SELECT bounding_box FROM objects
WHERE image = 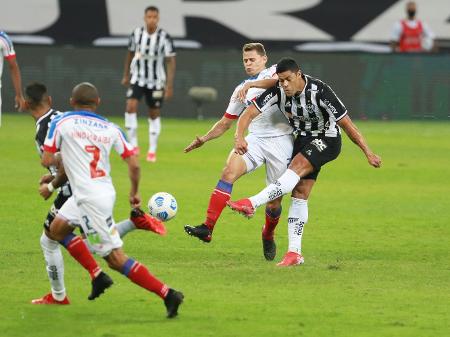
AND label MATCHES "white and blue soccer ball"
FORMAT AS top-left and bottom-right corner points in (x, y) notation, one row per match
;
(148, 192), (178, 222)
